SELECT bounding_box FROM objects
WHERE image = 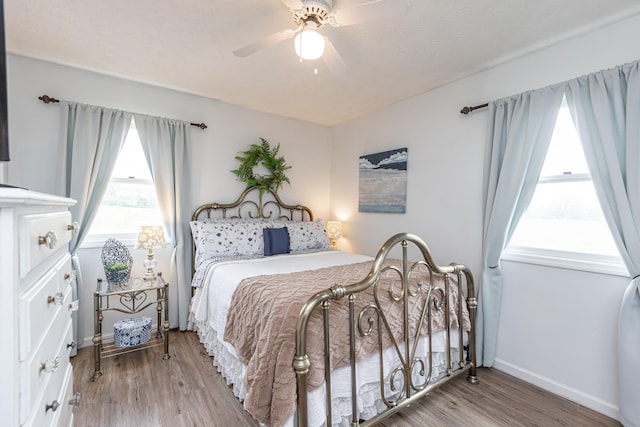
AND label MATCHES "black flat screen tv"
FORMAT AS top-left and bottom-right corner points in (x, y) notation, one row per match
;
(0, 0), (9, 163)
